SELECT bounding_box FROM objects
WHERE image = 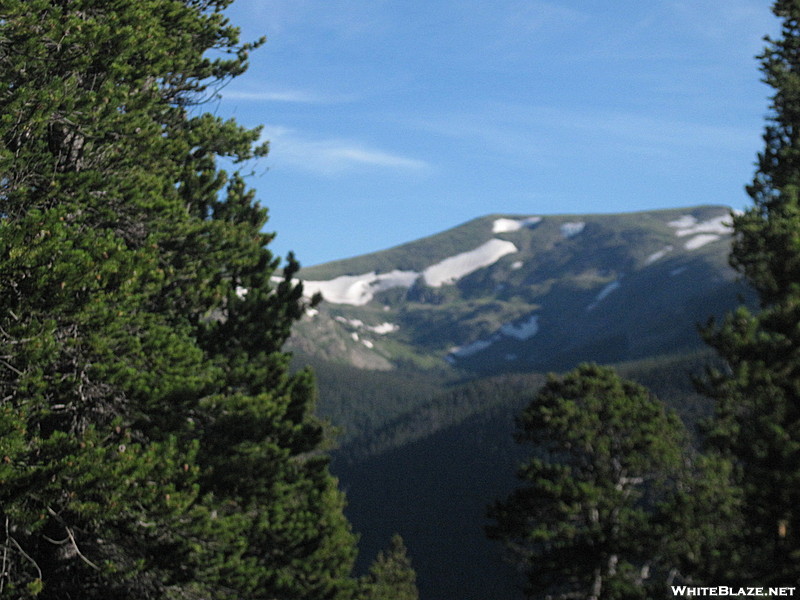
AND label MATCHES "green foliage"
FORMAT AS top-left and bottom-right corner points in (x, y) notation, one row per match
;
(659, 452), (745, 585)
(0, 1), (358, 598)
(486, 364), (690, 599)
(329, 352), (720, 600)
(700, 0), (800, 583)
(337, 371), (541, 462)
(304, 356), (454, 446)
(356, 534), (419, 600)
